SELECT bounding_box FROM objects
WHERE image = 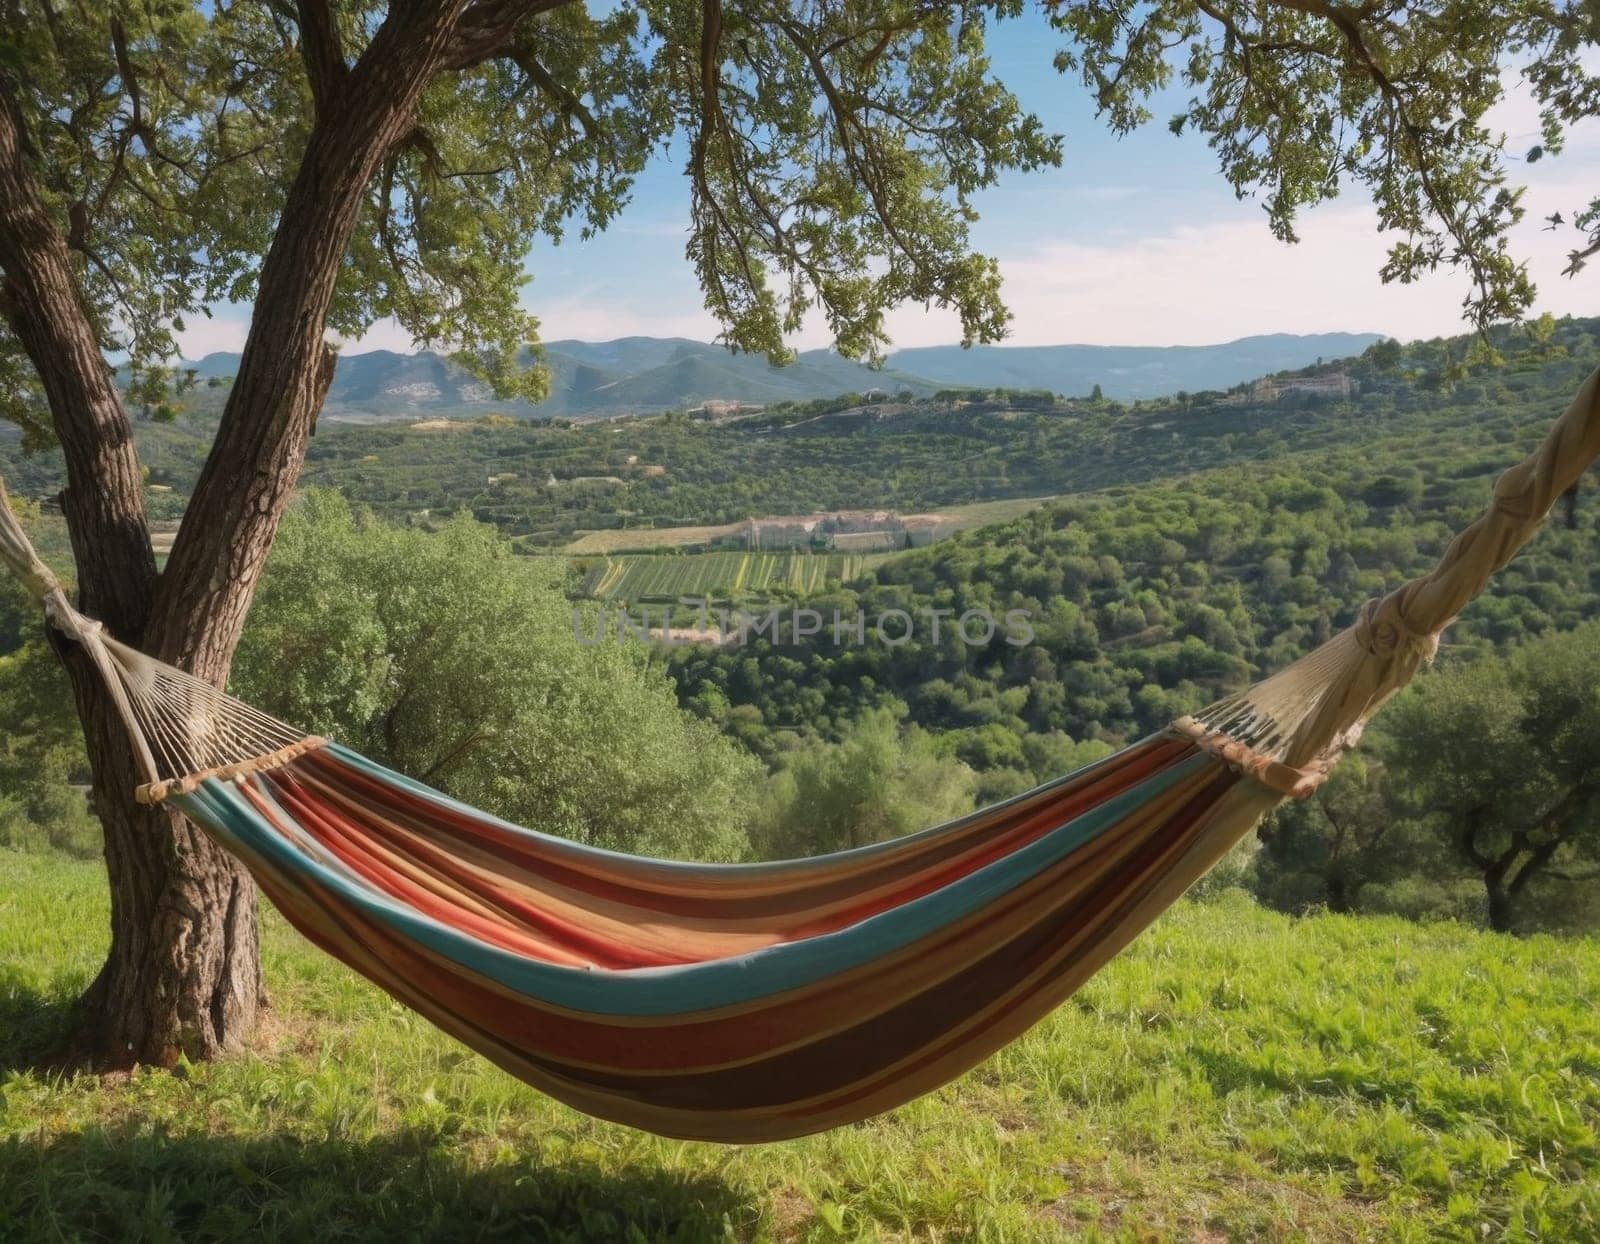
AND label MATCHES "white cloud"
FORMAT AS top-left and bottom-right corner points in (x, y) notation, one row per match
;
(613, 220), (695, 238)
(862, 175), (1598, 350)
(173, 312), (252, 359)
(529, 296), (719, 344)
